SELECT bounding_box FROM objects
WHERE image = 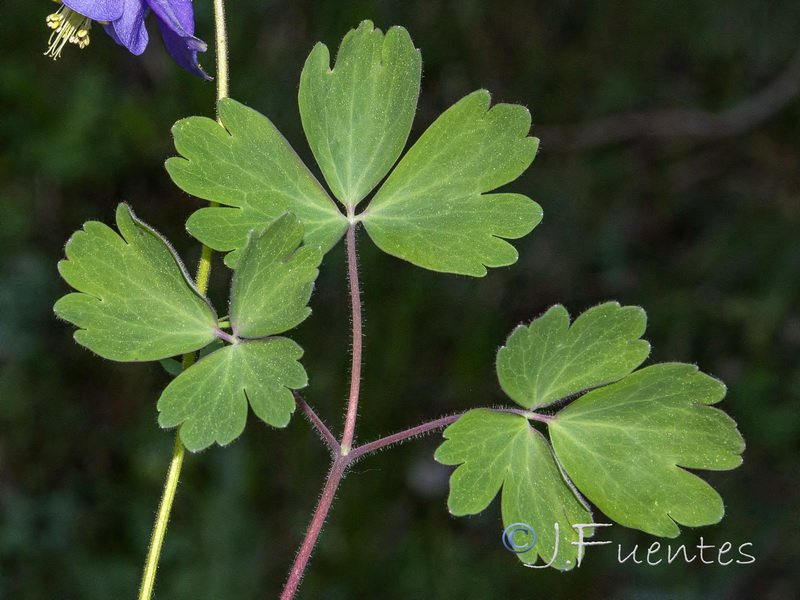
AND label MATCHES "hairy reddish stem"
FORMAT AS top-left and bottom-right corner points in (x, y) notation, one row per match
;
(294, 392), (339, 455)
(280, 403), (548, 598)
(280, 214), (554, 599)
(280, 457), (347, 600)
(348, 414), (461, 461)
(348, 407), (546, 461)
(340, 222), (363, 453)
